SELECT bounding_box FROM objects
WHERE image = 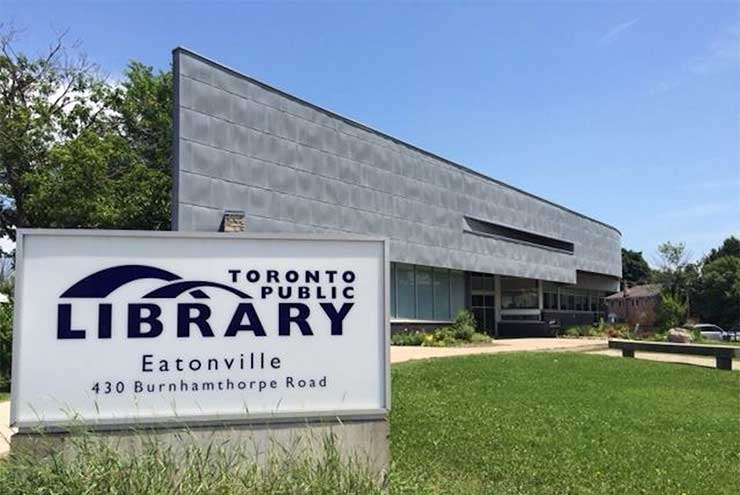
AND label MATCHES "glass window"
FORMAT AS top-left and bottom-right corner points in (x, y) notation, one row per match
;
(575, 290), (585, 311)
(543, 283), (559, 310)
(450, 270), (466, 317)
(471, 273), (494, 292)
(501, 277), (538, 309)
(433, 268), (450, 320)
(470, 288), (495, 332)
(472, 308), (485, 329)
(416, 266), (434, 319)
(392, 264), (472, 322)
(390, 263), (397, 317)
(396, 263), (415, 318)
(560, 289), (575, 311)
(544, 292), (557, 310)
(485, 308), (495, 328)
